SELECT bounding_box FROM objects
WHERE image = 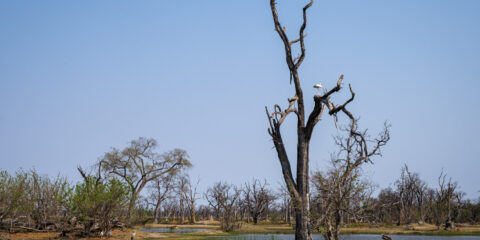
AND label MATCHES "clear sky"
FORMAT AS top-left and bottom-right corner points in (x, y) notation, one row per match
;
(1, 0), (479, 199)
